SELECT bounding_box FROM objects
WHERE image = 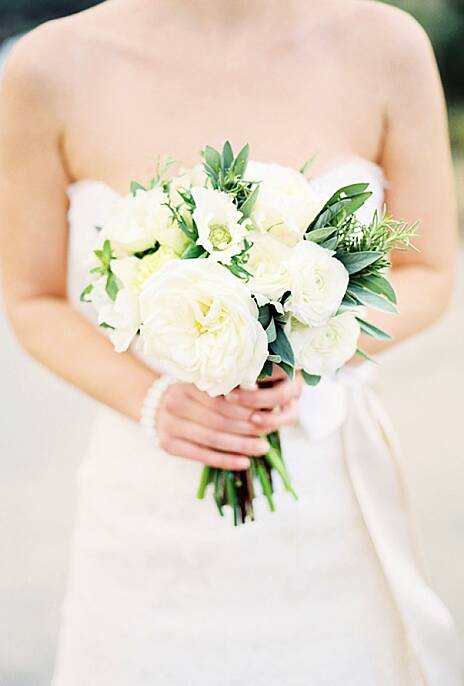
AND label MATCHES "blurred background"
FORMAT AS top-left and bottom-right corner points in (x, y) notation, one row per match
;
(0, 1), (463, 685)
